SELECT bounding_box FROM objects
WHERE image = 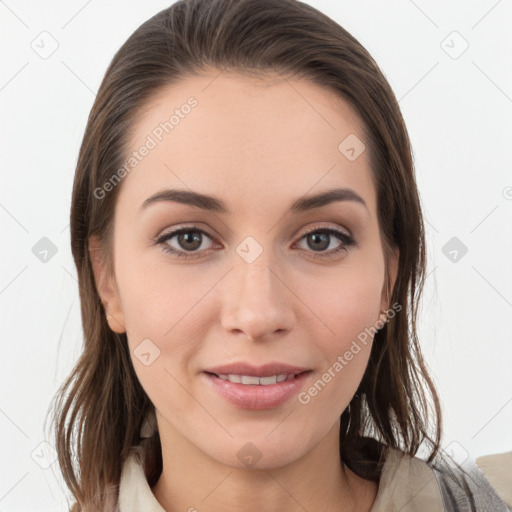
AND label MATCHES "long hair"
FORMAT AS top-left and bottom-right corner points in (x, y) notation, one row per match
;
(47, 0), (448, 509)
